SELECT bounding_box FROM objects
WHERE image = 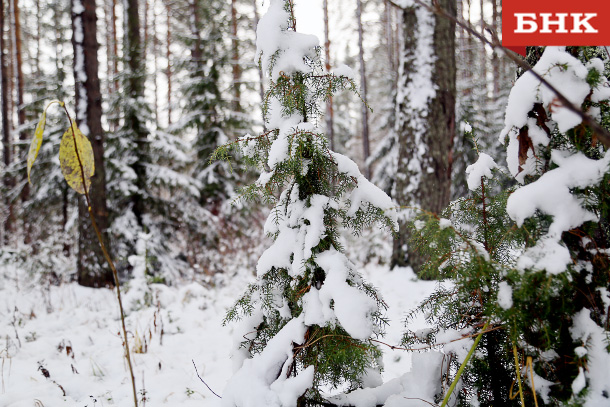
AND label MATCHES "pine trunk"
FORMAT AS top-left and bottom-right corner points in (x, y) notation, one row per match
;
(13, 0), (30, 243)
(384, 0), (396, 77)
(356, 0), (370, 178)
(111, 0), (118, 93)
(152, 0), (158, 122)
(125, 0), (148, 225)
(323, 0), (334, 151)
(490, 0), (500, 96)
(72, 0), (114, 287)
(1, 0), (14, 243)
(231, 0), (241, 112)
(251, 0), (264, 105)
(392, 0), (456, 271)
(190, 0), (201, 61)
(165, 1), (172, 125)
